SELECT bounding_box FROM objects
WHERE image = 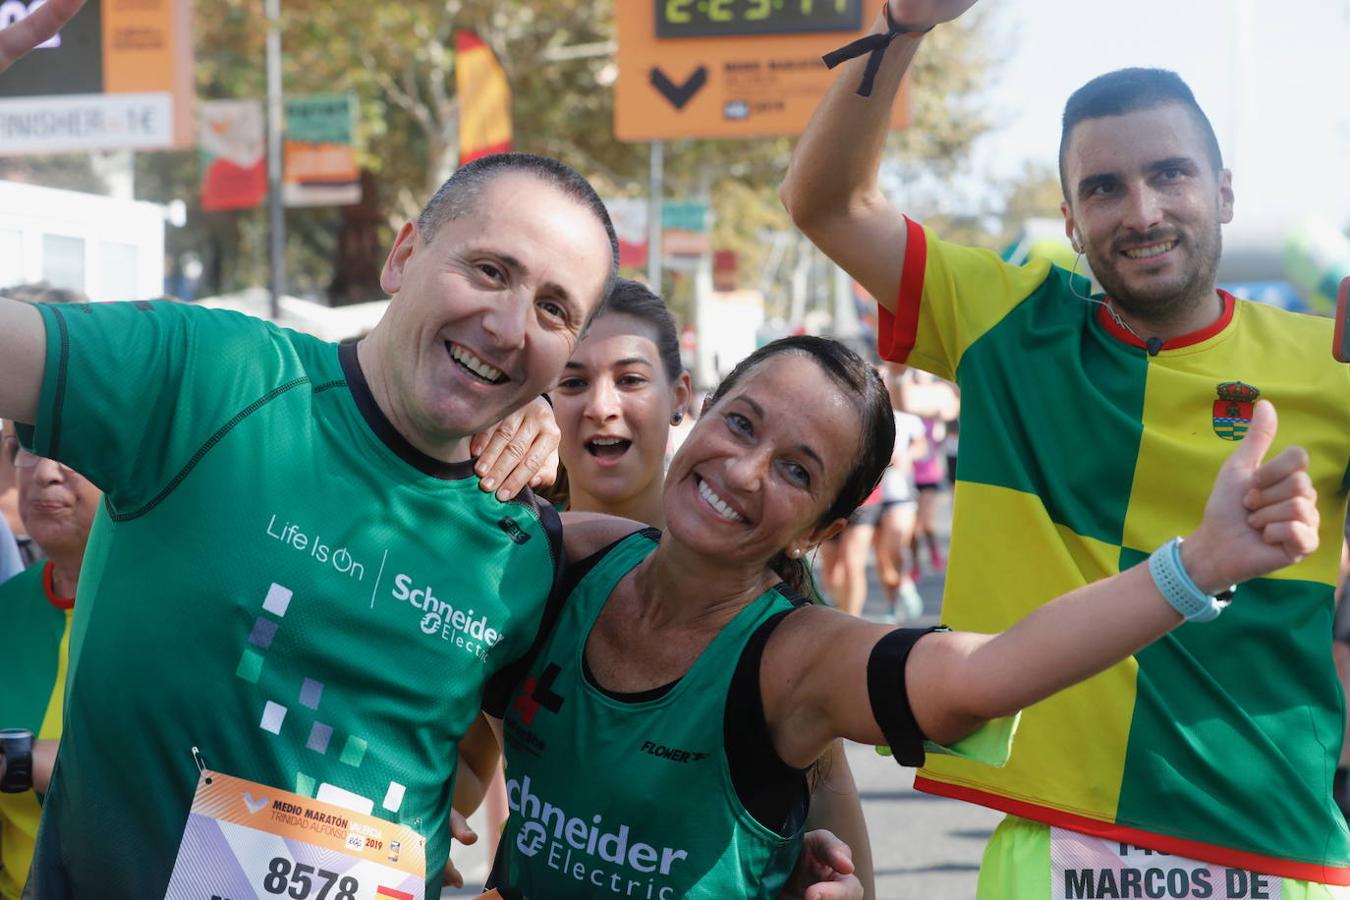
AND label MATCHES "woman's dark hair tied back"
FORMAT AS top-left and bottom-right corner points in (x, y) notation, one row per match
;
(596, 279), (684, 383)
